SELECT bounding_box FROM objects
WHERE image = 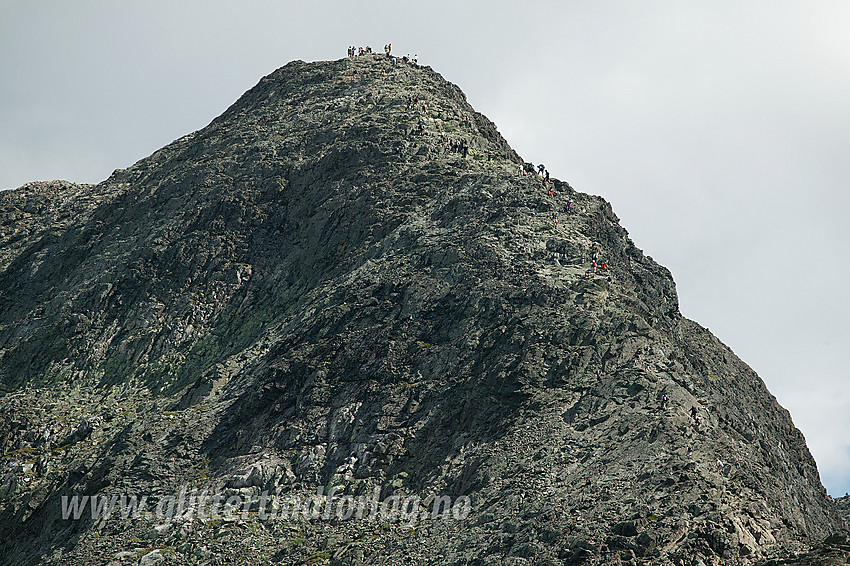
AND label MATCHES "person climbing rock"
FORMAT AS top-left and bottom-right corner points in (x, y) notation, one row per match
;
(690, 406), (698, 419)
